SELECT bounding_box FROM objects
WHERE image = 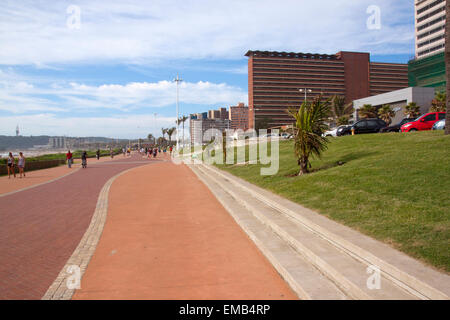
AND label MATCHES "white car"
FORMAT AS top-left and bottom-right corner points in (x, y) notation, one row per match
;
(323, 125), (346, 137)
(323, 128), (339, 137)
